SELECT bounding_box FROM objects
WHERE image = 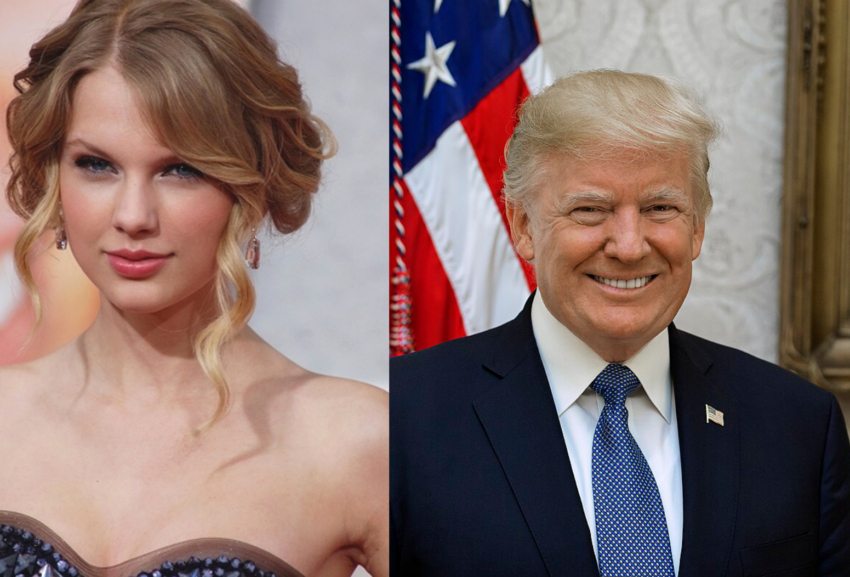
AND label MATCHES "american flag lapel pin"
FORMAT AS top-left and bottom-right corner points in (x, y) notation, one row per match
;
(706, 404), (725, 426)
